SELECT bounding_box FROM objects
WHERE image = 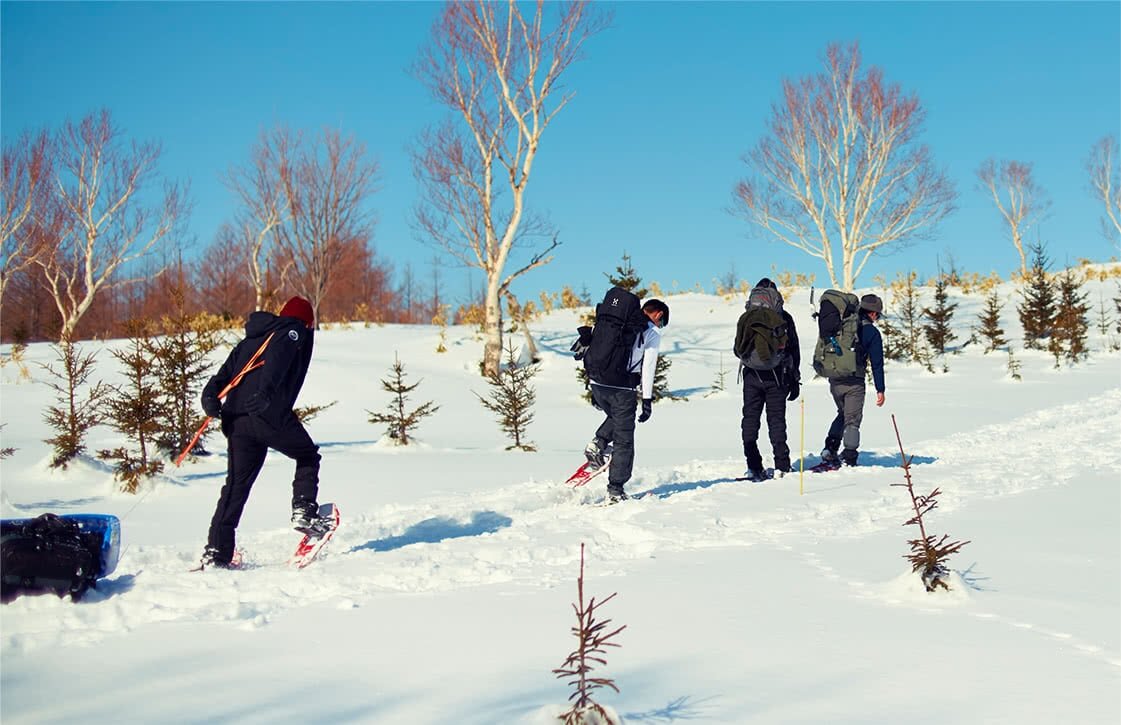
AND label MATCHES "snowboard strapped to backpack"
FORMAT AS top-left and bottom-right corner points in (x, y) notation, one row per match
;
(812, 289), (863, 379)
(583, 286), (647, 387)
(733, 286), (789, 371)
